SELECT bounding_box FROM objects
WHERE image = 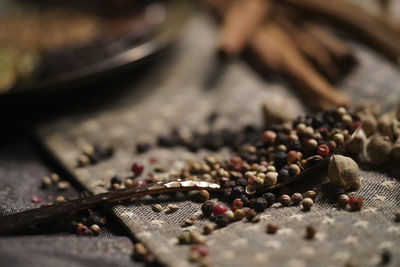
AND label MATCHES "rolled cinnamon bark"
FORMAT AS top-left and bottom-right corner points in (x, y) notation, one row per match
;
(218, 0), (271, 58)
